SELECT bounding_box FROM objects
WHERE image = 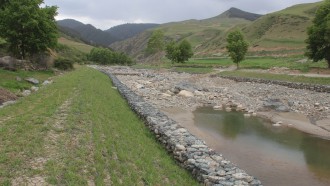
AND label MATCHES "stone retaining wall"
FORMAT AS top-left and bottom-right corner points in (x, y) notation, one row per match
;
(219, 76), (330, 93)
(103, 71), (262, 186)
